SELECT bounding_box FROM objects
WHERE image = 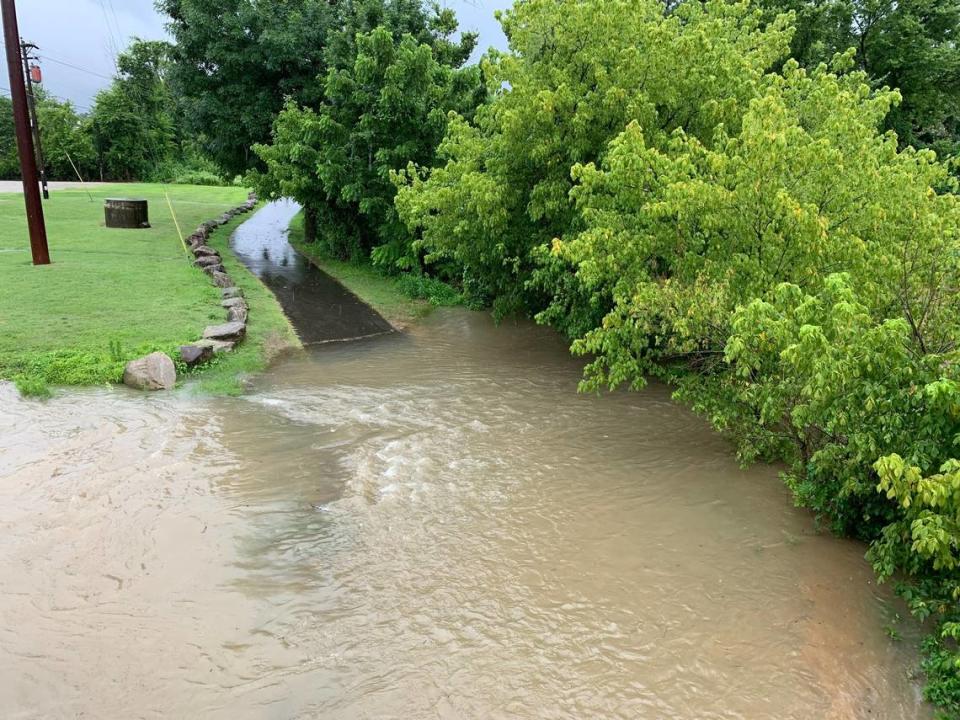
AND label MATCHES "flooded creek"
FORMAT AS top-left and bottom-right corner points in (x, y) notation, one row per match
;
(0, 204), (931, 719)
